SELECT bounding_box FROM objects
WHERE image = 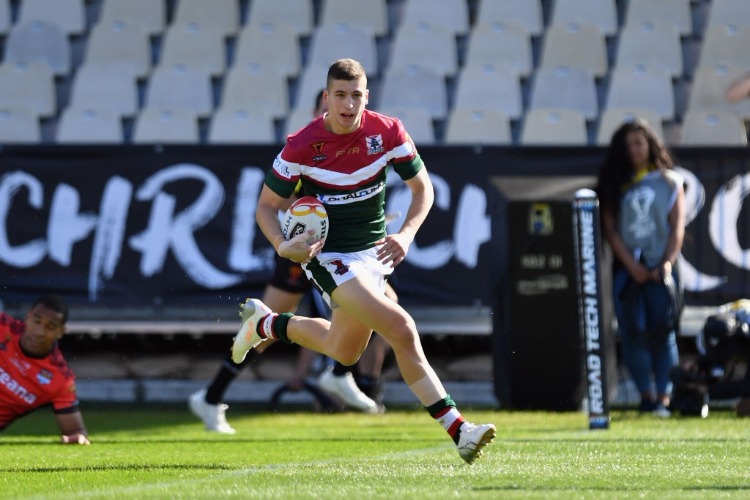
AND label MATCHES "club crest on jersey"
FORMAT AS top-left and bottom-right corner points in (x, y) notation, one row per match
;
(328, 259), (350, 276)
(311, 141), (327, 162)
(366, 135), (384, 155)
(37, 369), (53, 385)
